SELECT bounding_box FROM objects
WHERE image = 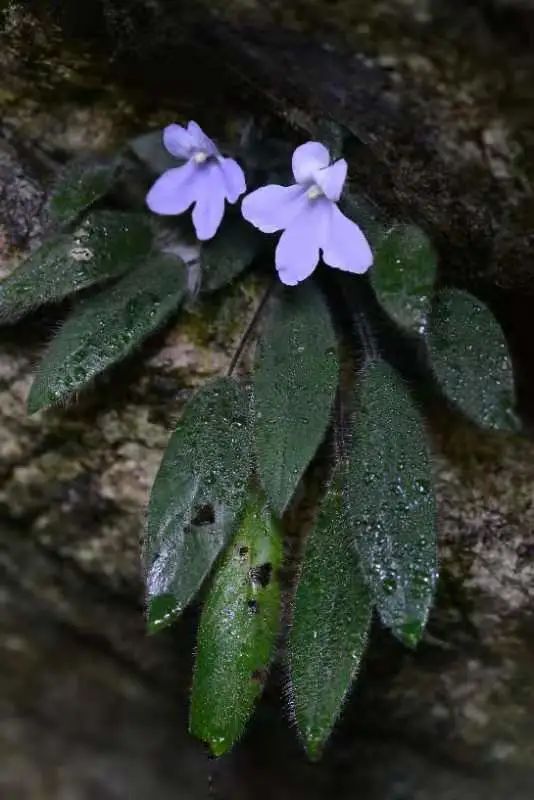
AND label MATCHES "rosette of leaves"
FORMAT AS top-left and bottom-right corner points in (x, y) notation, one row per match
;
(0, 125), (519, 760)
